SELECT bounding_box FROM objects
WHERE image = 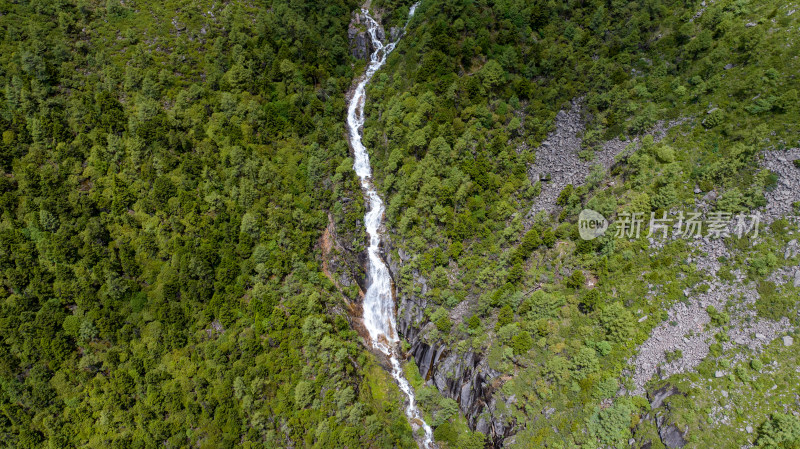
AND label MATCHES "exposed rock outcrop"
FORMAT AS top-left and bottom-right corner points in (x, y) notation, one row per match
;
(318, 213), (369, 338)
(320, 213), (367, 293)
(525, 98), (685, 218)
(658, 422), (688, 448)
(641, 385), (689, 449)
(382, 236), (516, 447)
(348, 10), (385, 60)
(626, 147), (800, 396)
